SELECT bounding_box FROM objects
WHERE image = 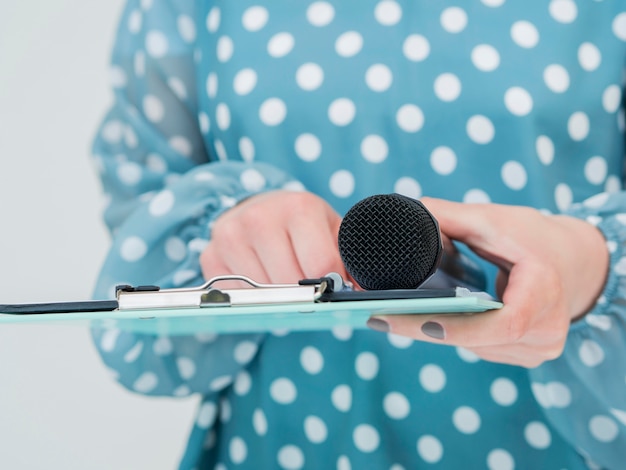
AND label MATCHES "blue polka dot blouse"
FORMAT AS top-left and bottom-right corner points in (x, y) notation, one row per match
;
(91, 1), (626, 468)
